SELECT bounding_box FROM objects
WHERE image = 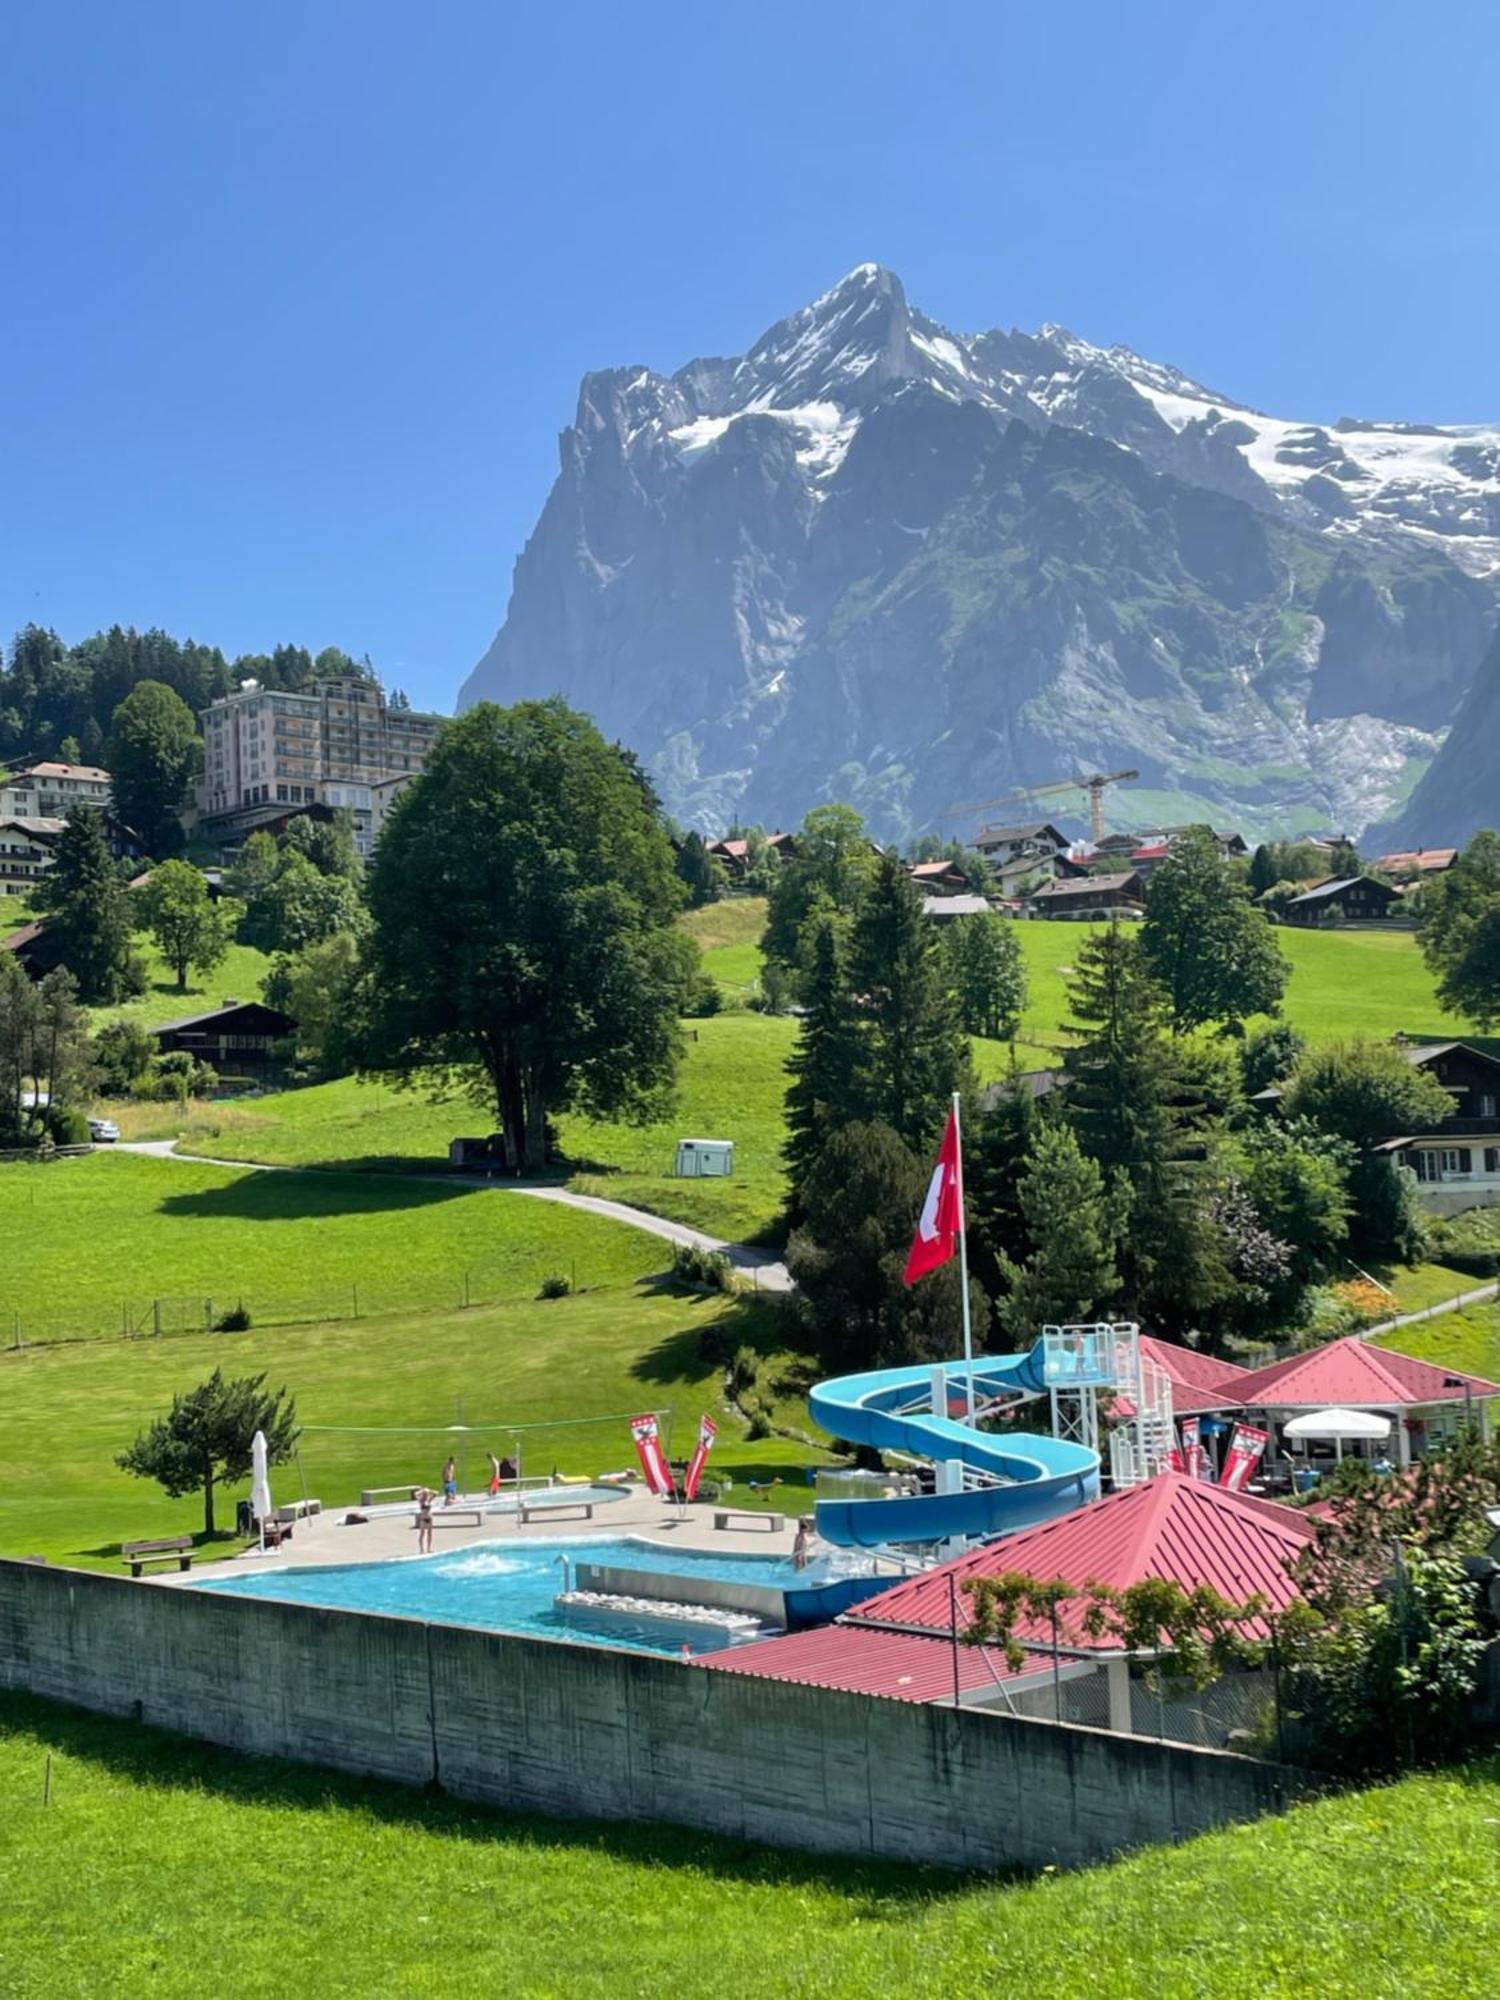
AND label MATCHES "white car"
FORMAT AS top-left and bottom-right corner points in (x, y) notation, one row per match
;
(88, 1117), (120, 1144)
